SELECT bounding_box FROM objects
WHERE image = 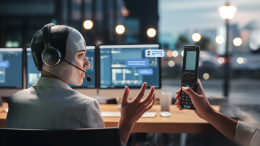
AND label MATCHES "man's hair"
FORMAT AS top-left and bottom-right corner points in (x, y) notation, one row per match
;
(30, 25), (73, 71)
